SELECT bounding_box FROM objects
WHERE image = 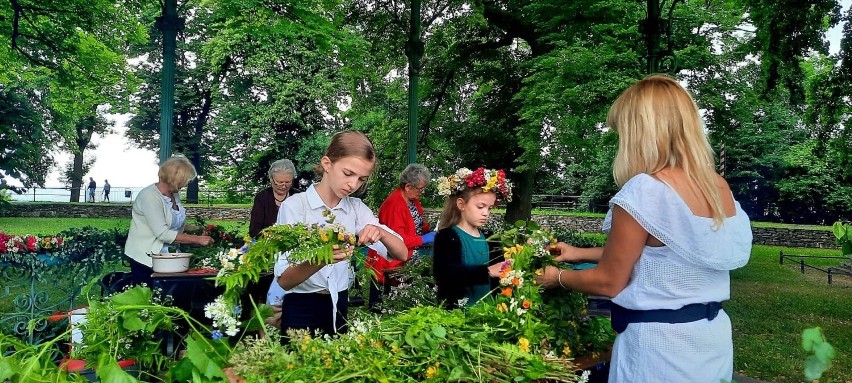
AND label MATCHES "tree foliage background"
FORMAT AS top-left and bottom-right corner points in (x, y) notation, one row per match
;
(2, 0), (852, 224)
